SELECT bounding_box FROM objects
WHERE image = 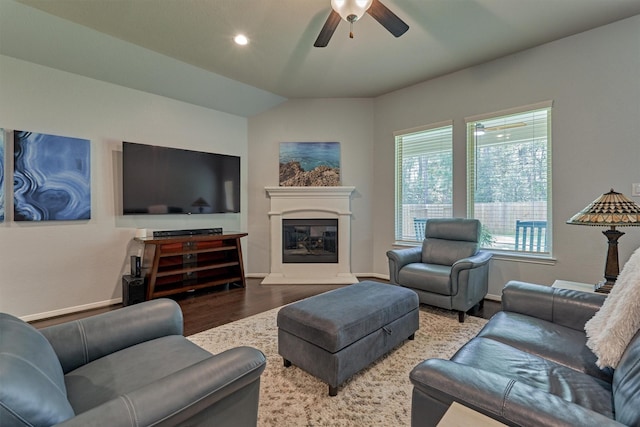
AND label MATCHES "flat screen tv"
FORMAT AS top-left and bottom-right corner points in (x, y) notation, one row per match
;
(122, 141), (240, 215)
